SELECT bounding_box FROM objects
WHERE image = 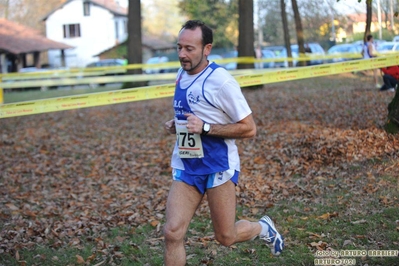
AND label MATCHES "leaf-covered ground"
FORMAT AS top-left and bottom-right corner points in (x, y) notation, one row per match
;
(1, 73), (398, 263)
